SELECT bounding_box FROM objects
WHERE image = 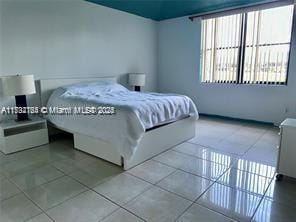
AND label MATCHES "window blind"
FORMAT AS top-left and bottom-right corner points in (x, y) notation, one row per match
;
(200, 4), (294, 85)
